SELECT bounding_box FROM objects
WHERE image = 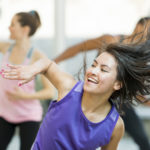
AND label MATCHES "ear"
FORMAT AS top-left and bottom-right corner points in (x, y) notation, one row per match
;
(23, 25), (30, 36)
(113, 80), (122, 91)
